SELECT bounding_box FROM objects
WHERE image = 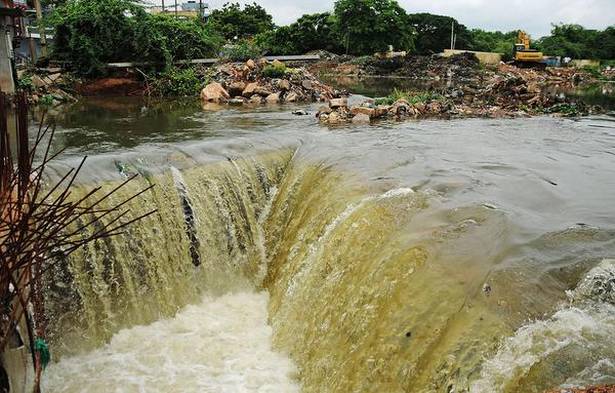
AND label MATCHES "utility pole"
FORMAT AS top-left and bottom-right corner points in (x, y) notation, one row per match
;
(199, 0), (203, 19)
(33, 0), (47, 58)
(174, 0), (177, 17)
(450, 20), (455, 50)
(162, 0), (165, 12)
